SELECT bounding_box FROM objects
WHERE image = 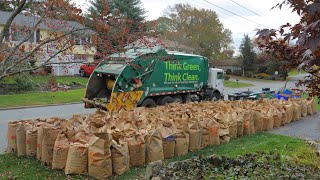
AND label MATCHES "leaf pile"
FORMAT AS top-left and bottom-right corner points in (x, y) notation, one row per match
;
(153, 152), (320, 179)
